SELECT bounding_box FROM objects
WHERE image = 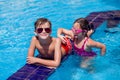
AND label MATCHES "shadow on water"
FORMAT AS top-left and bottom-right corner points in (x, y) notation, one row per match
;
(108, 48), (120, 65)
(104, 12), (120, 33)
